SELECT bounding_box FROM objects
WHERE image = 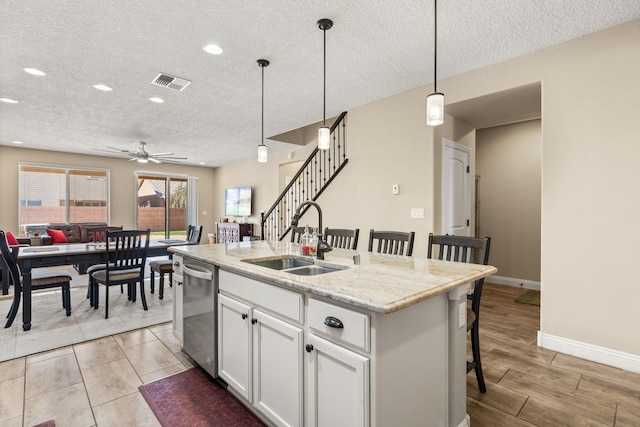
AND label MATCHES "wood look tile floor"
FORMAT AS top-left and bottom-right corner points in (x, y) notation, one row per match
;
(1, 283), (639, 426)
(467, 283), (640, 427)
